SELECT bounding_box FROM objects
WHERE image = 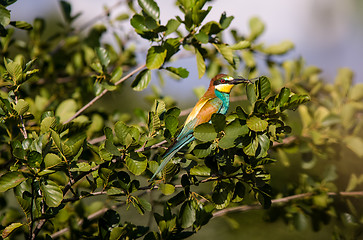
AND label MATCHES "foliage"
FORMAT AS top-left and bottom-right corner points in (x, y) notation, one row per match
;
(0, 0), (362, 239)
